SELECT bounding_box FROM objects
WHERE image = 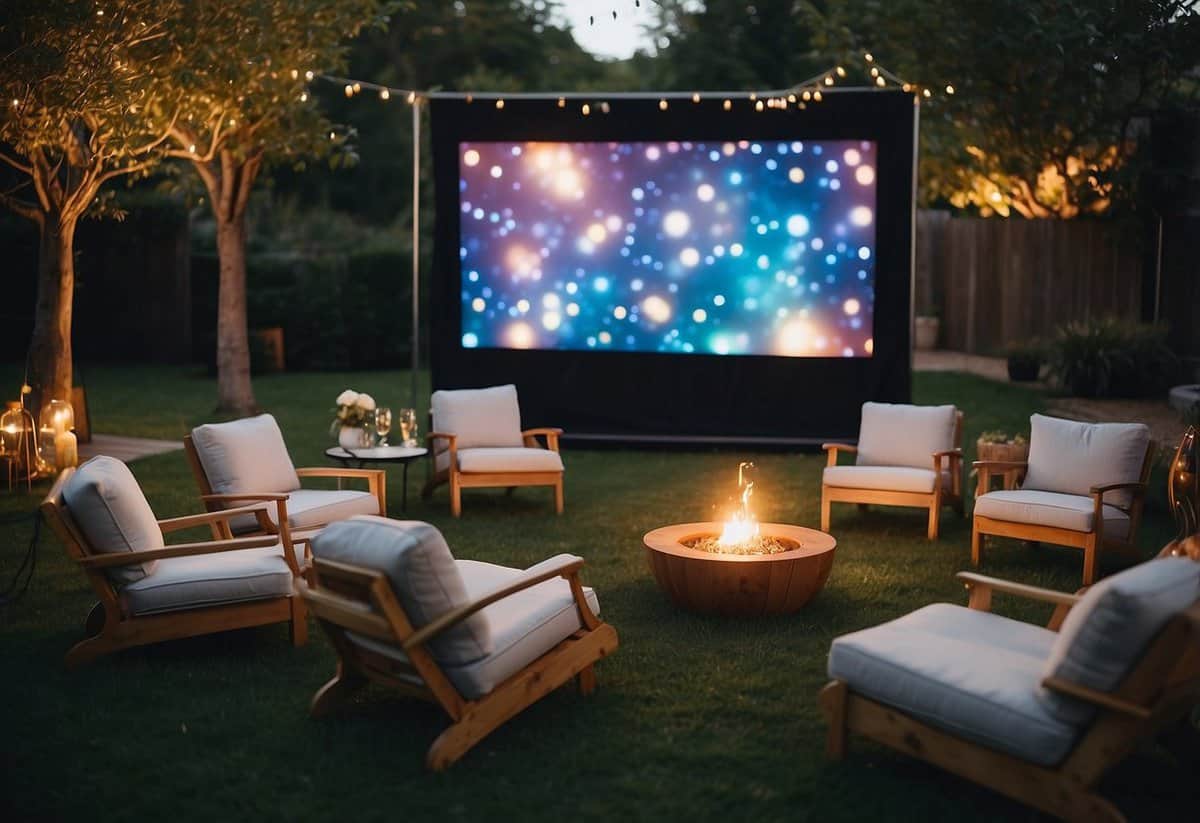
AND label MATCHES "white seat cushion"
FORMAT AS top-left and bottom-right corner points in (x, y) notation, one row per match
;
(229, 488), (380, 534)
(1040, 557), (1200, 724)
(974, 489), (1130, 537)
(348, 554), (600, 701)
(823, 465), (951, 494)
(310, 517), (491, 665)
(190, 414), (301, 496)
(856, 402), (956, 469)
(62, 456), (161, 584)
(829, 603), (1080, 766)
(457, 447), (564, 474)
(120, 544), (294, 615)
(431, 385), (524, 450)
(1023, 415), (1149, 509)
